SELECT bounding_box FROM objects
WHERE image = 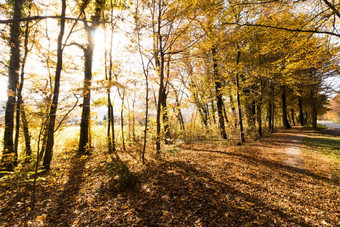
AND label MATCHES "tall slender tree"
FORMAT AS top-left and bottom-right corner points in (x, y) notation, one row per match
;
(43, 0), (67, 170)
(78, 0), (104, 154)
(2, 0), (25, 170)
